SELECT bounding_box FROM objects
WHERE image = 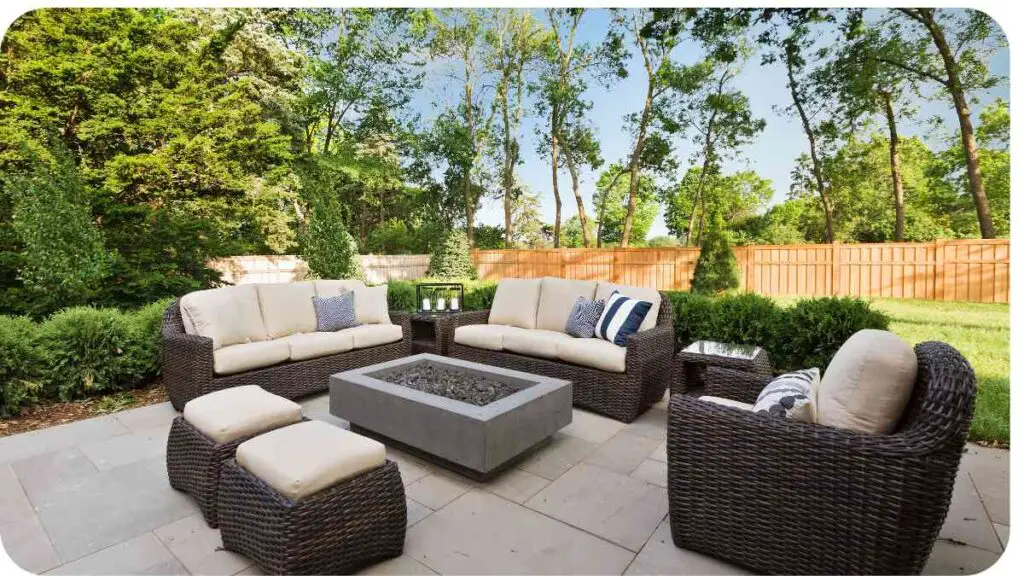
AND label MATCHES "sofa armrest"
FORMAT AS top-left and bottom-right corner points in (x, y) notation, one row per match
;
(162, 331), (215, 411)
(439, 310), (490, 352)
(625, 323), (675, 371)
(702, 367), (772, 404)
